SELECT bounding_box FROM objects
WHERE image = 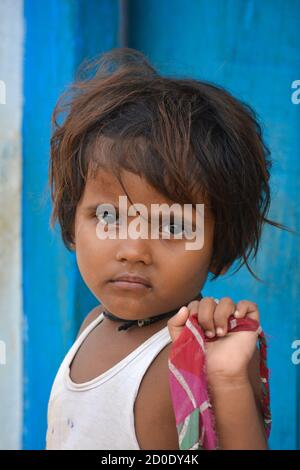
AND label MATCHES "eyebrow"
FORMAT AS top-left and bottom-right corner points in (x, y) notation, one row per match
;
(83, 201), (119, 211)
(88, 179), (120, 196)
